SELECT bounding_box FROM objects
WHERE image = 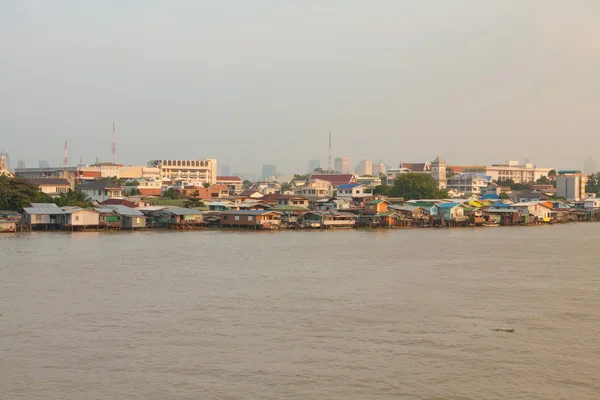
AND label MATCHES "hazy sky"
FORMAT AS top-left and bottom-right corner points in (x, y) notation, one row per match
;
(2, 0), (599, 174)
